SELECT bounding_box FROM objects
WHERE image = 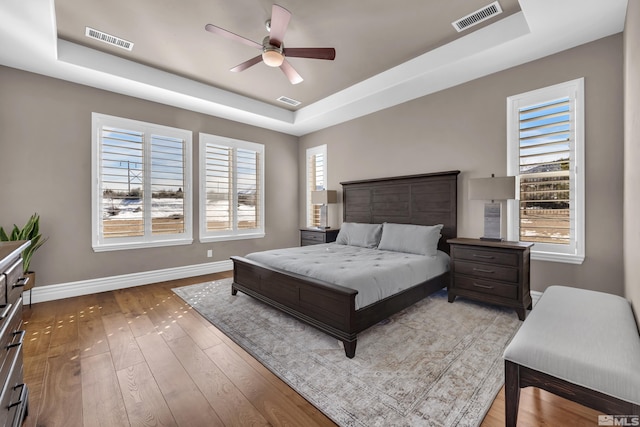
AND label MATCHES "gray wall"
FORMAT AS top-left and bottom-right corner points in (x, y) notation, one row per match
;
(299, 34), (625, 296)
(0, 66), (300, 286)
(624, 1), (640, 311)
